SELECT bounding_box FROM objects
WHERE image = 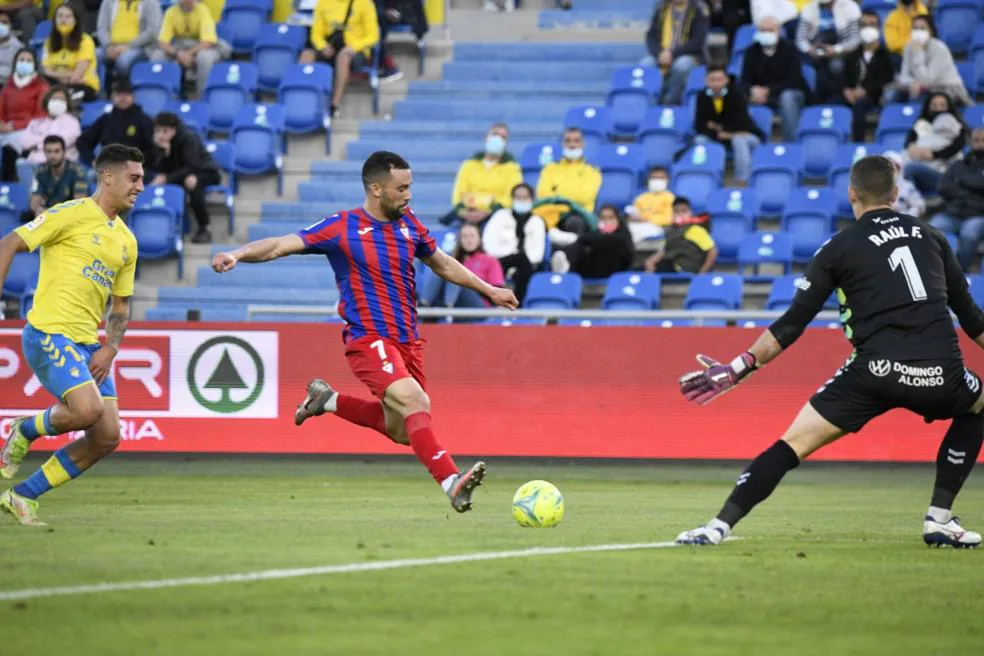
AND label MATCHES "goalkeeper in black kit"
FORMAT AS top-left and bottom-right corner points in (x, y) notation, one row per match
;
(676, 155), (984, 548)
